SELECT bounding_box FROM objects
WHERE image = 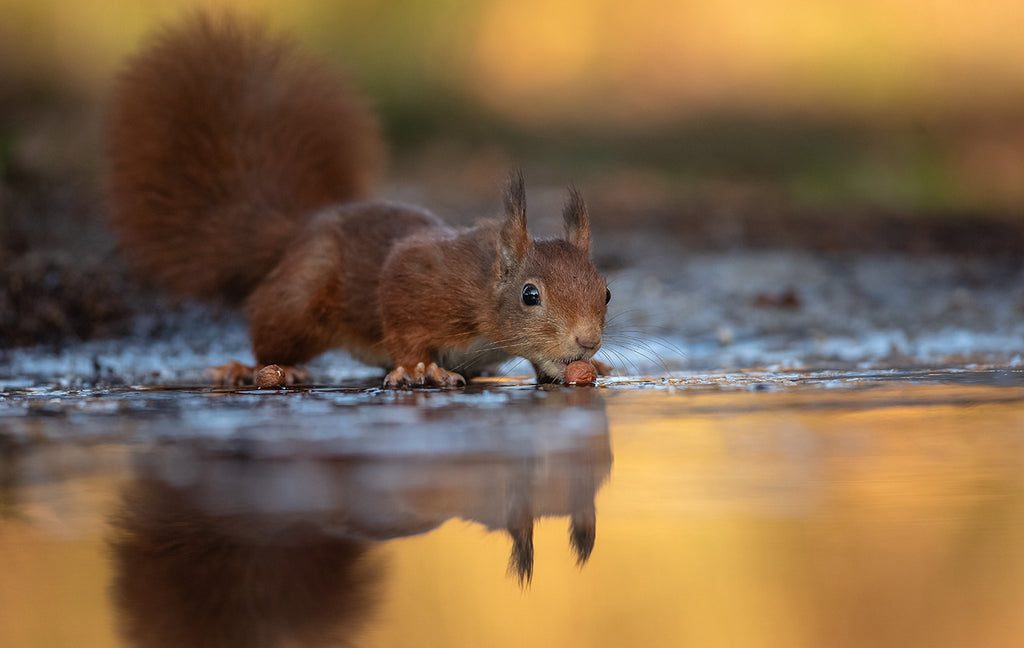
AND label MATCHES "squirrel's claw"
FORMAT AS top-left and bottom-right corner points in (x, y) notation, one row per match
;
(382, 366), (411, 388)
(383, 362), (466, 389)
(424, 362), (466, 388)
